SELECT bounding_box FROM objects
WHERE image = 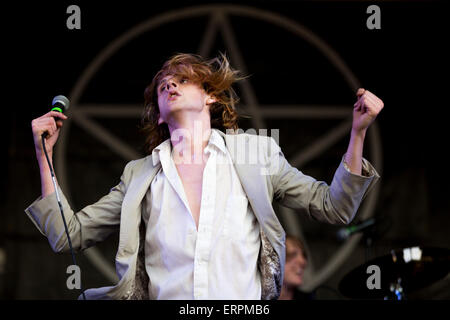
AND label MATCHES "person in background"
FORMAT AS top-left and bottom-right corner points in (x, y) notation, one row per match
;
(279, 235), (314, 300)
